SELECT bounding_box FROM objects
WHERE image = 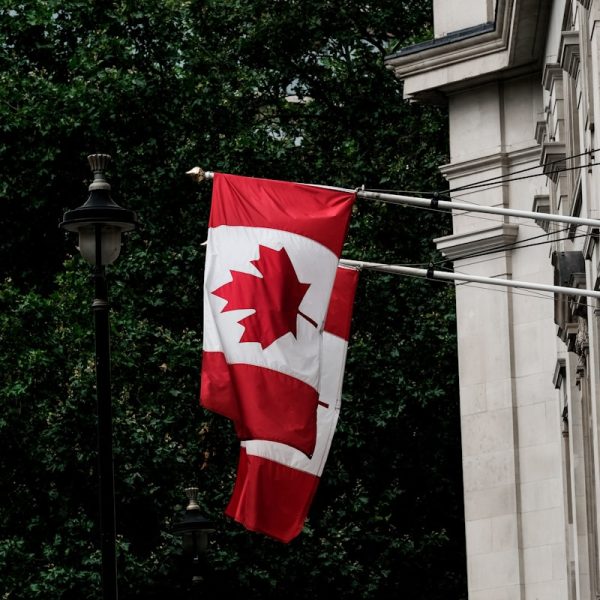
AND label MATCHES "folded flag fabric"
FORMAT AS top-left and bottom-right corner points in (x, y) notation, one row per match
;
(200, 173), (355, 457)
(225, 265), (359, 543)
